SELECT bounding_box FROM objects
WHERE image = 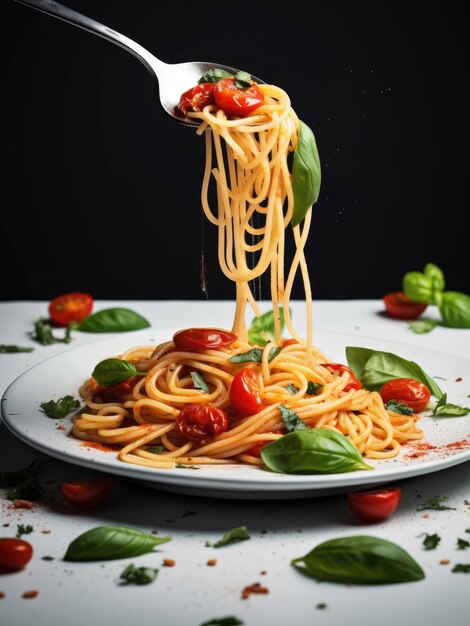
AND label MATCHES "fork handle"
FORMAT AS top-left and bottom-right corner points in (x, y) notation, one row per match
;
(14, 0), (164, 77)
